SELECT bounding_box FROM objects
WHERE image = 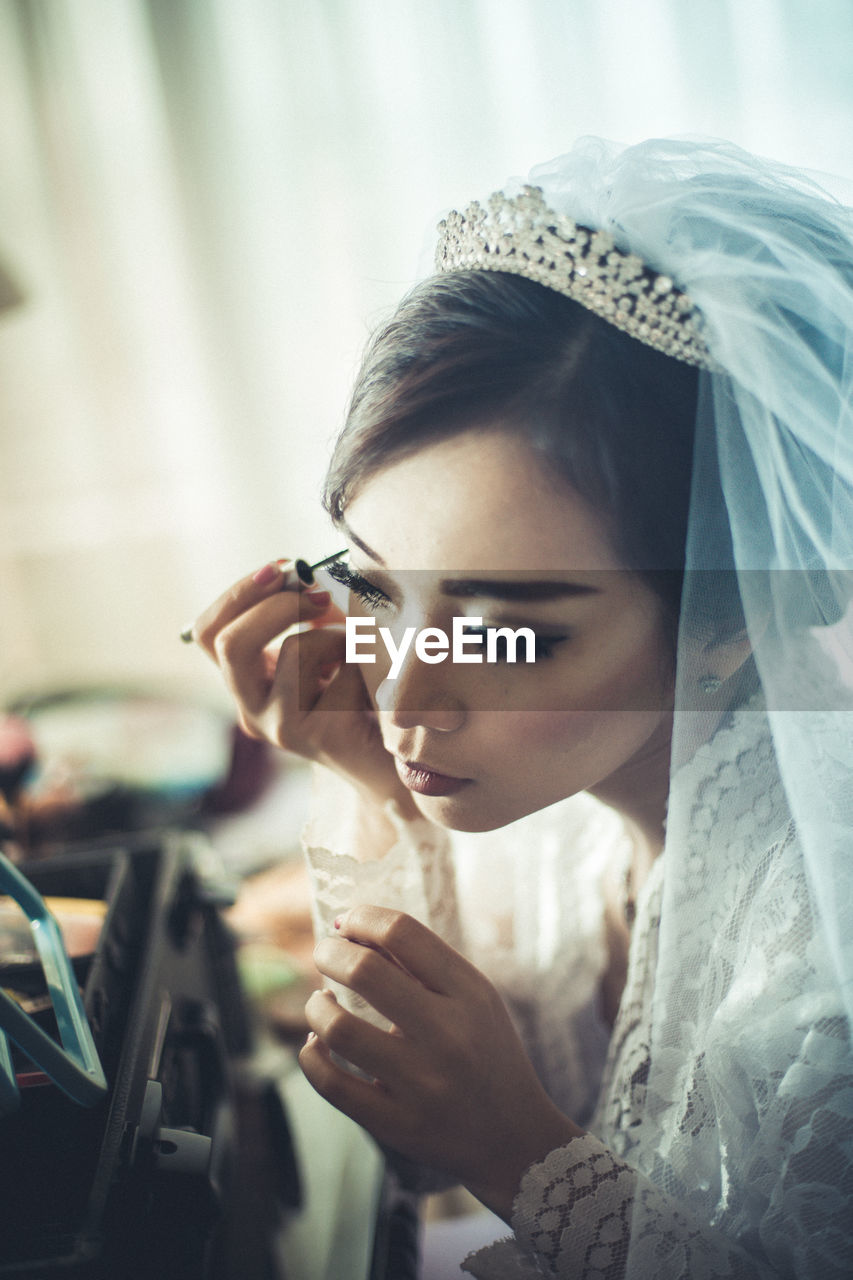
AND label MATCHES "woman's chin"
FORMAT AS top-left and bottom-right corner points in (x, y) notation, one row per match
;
(409, 786), (547, 833)
(408, 788), (495, 832)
